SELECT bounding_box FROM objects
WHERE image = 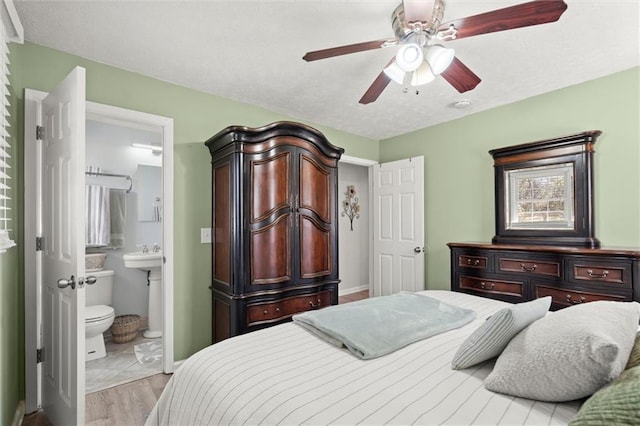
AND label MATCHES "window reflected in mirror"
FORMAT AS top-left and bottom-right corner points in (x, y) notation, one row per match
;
(505, 163), (574, 230)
